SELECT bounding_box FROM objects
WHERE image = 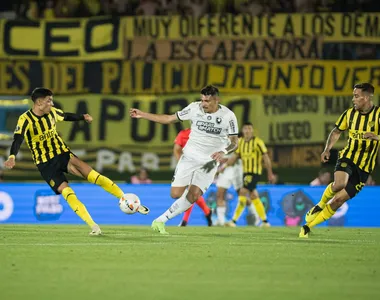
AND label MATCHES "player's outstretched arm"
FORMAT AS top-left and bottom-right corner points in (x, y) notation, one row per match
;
(321, 127), (342, 162)
(130, 108), (178, 124)
(262, 153), (275, 183)
(63, 113), (92, 123)
(4, 134), (24, 169)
